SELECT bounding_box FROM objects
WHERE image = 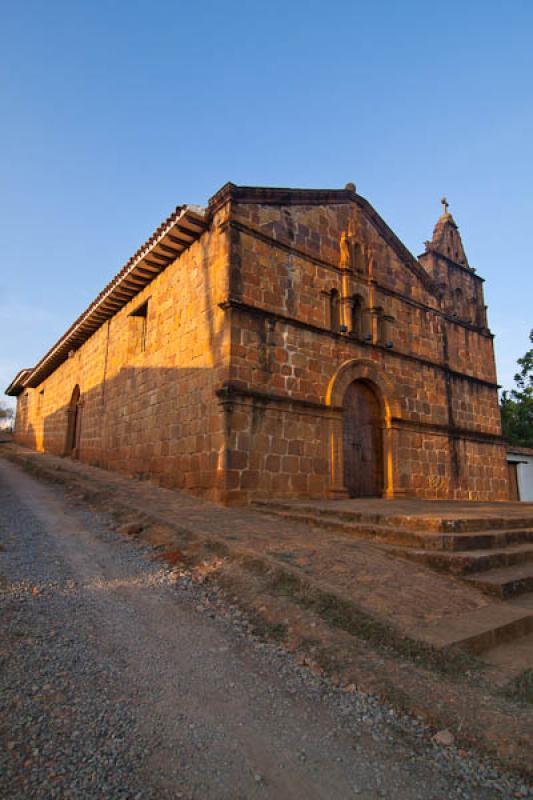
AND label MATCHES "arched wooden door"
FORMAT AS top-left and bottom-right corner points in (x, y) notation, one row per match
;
(65, 385), (81, 457)
(343, 380), (383, 497)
